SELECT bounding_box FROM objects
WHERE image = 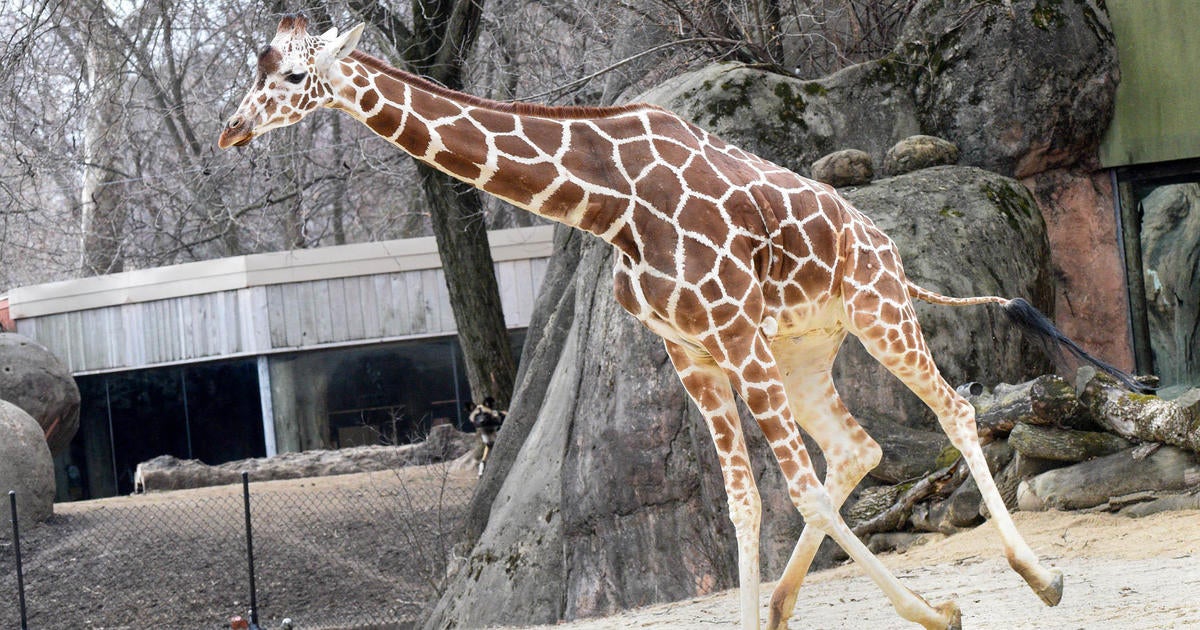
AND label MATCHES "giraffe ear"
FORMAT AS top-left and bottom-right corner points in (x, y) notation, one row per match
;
(326, 22), (364, 61)
(319, 26), (339, 40)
